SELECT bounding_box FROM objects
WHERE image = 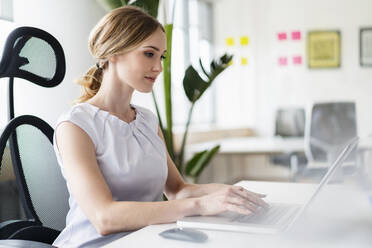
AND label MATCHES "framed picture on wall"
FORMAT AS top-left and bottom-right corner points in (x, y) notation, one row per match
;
(307, 30), (341, 68)
(360, 27), (372, 67)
